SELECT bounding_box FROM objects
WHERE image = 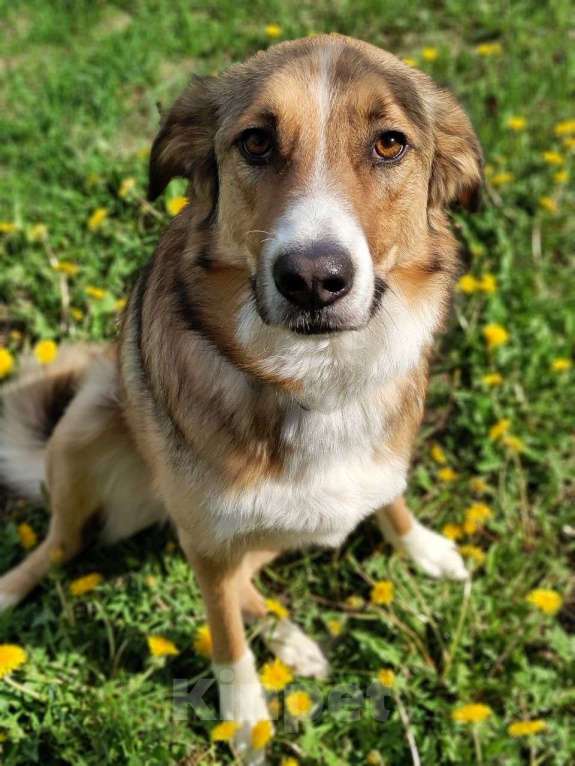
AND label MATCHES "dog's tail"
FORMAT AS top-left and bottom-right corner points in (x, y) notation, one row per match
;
(0, 344), (104, 502)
